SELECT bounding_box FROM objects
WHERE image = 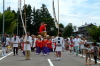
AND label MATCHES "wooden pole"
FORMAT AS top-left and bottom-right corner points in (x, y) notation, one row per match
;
(58, 0), (59, 35)
(24, 0), (26, 30)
